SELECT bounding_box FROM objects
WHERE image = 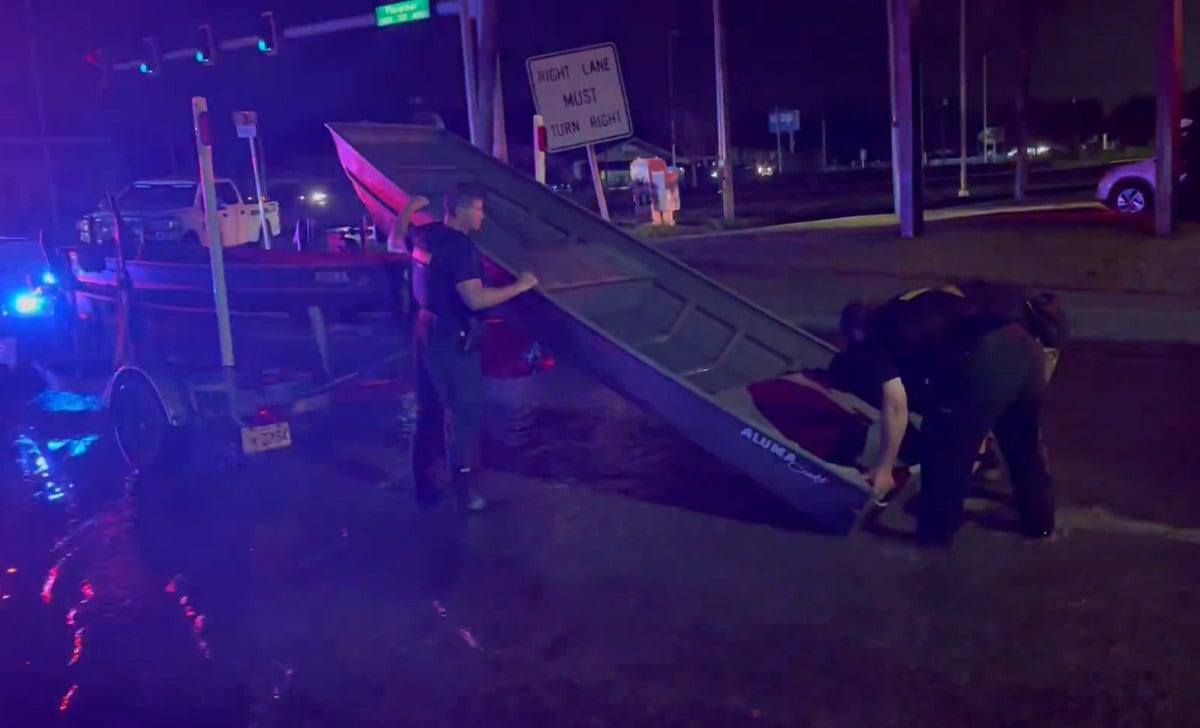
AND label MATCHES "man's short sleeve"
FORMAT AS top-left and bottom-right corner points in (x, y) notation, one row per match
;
(445, 234), (482, 285)
(859, 342), (901, 389)
(829, 344), (900, 408)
